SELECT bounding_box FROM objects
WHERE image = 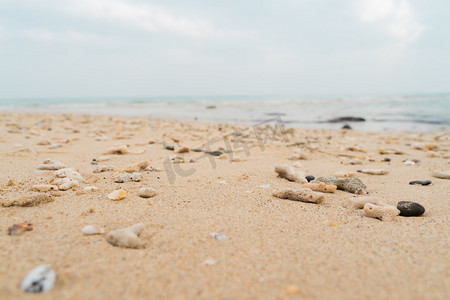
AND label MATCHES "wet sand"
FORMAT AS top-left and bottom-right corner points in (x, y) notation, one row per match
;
(0, 112), (449, 299)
